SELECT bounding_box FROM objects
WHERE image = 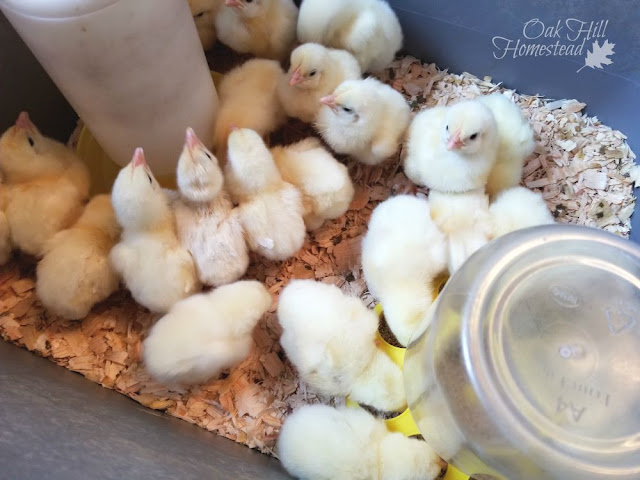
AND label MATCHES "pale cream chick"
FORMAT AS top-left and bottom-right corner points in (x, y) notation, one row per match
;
(224, 129), (306, 261)
(215, 0), (298, 61)
(36, 194), (121, 320)
(174, 128), (249, 287)
(297, 0), (403, 73)
(278, 280), (406, 412)
(362, 195), (447, 346)
(478, 93), (536, 197)
(277, 404), (446, 480)
(143, 280), (271, 385)
(271, 137), (354, 230)
(488, 186), (554, 238)
(188, 0), (222, 50)
(277, 43), (362, 123)
(213, 59), (286, 160)
(315, 77), (410, 165)
(109, 148), (200, 313)
(404, 99), (499, 193)
(0, 112), (90, 257)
